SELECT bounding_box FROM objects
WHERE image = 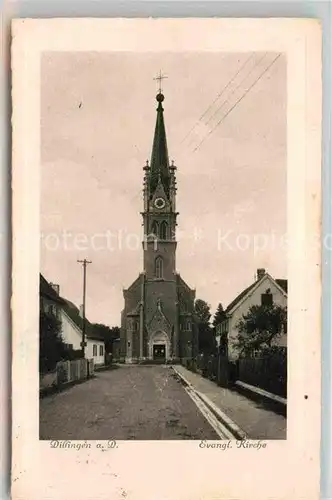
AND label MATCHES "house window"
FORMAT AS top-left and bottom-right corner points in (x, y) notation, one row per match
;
(155, 256), (163, 279)
(160, 221), (168, 240)
(261, 290), (273, 306)
(186, 319), (191, 331)
(99, 345), (104, 356)
(93, 344), (97, 356)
